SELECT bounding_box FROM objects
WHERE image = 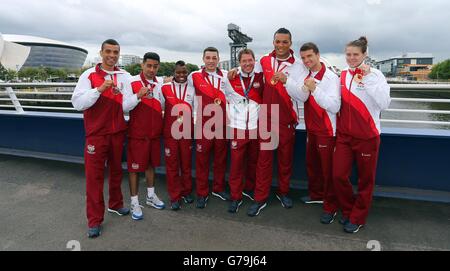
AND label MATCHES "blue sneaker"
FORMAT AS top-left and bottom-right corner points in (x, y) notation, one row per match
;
(276, 194), (293, 209)
(196, 196), (209, 209)
(247, 202), (267, 217)
(87, 226), (102, 238)
(212, 191), (230, 201)
(242, 190), (255, 201)
(131, 203), (144, 220)
(182, 194), (194, 204)
(228, 200), (243, 213)
(344, 222), (364, 233)
(339, 217), (350, 225)
(320, 212), (337, 224)
(107, 207), (130, 216)
(171, 201), (181, 211)
(146, 193), (165, 210)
